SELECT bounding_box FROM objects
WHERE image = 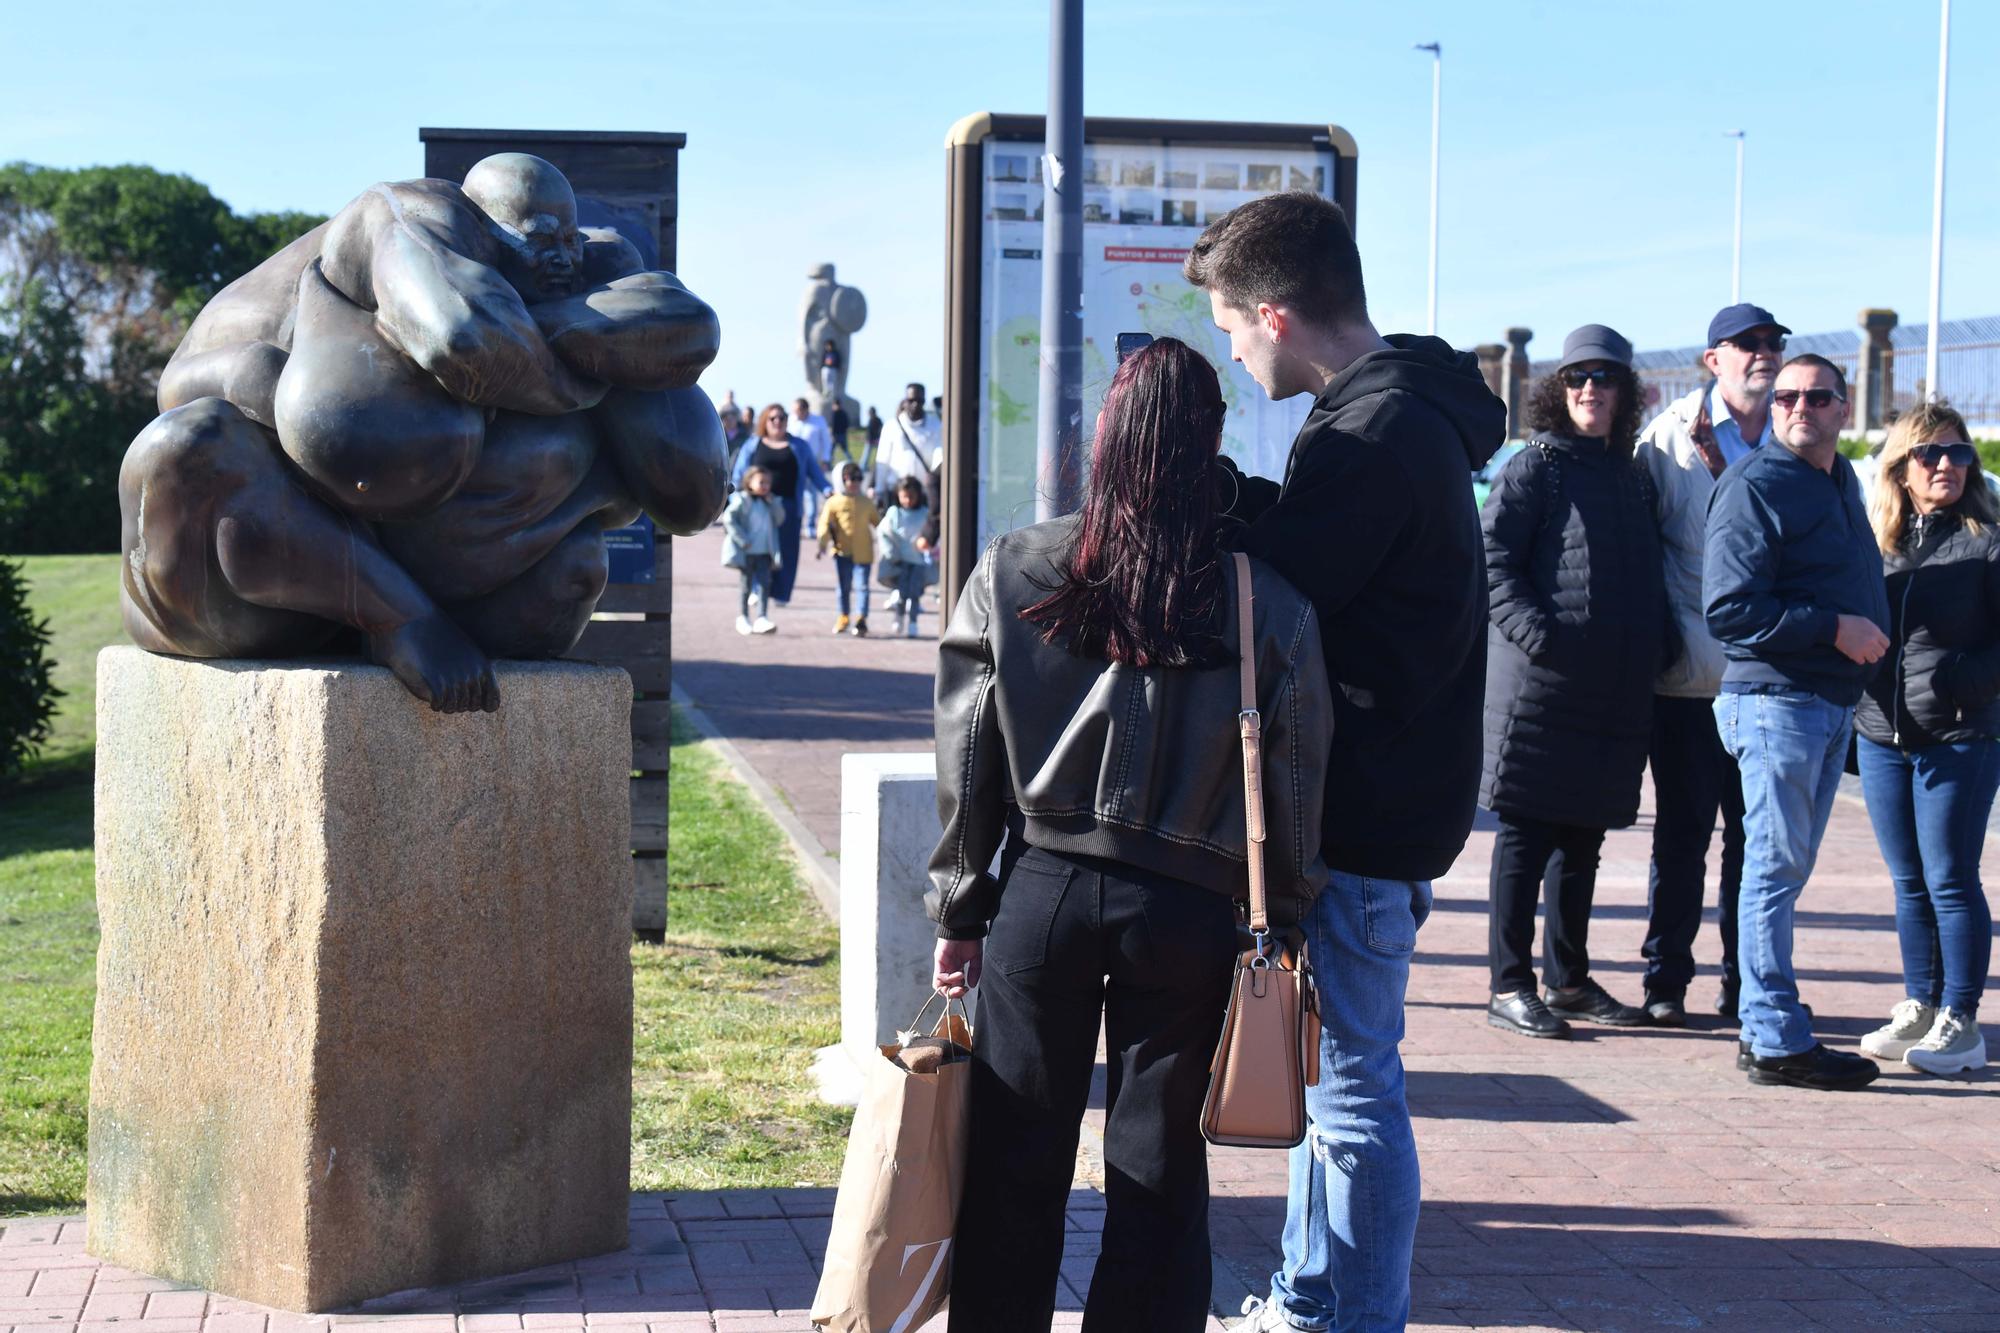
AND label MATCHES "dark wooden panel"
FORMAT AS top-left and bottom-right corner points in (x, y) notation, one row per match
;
(631, 775), (668, 850)
(633, 855), (667, 934)
(571, 617), (669, 664)
(596, 583), (673, 614)
(633, 699), (674, 771)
